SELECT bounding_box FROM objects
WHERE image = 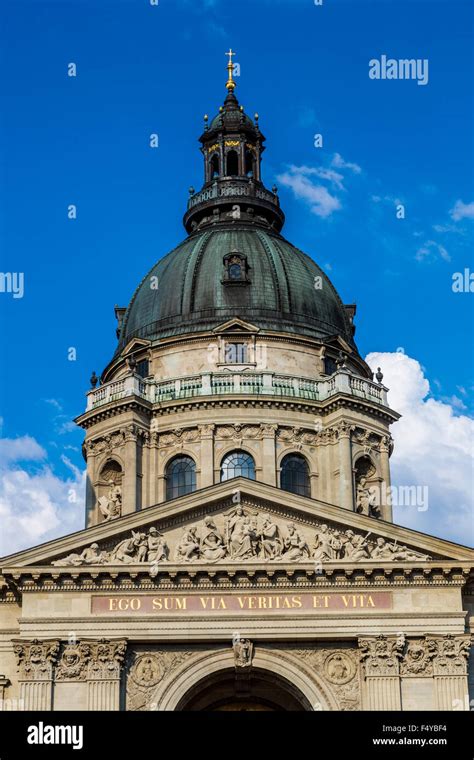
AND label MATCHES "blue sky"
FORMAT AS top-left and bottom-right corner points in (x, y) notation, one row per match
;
(0, 0), (472, 550)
